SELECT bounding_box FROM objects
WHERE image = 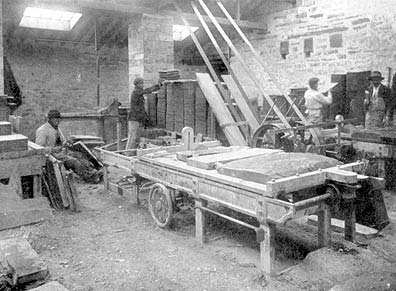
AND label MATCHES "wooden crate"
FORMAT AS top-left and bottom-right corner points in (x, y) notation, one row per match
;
(0, 134), (28, 153)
